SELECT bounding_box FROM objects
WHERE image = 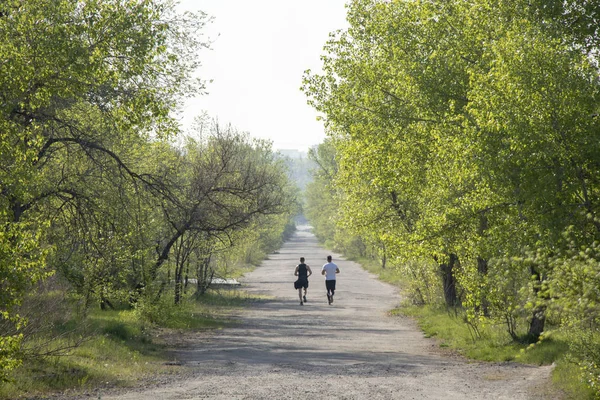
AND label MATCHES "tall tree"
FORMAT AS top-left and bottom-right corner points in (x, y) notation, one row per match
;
(303, 0), (600, 340)
(148, 124), (295, 304)
(0, 0), (208, 378)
